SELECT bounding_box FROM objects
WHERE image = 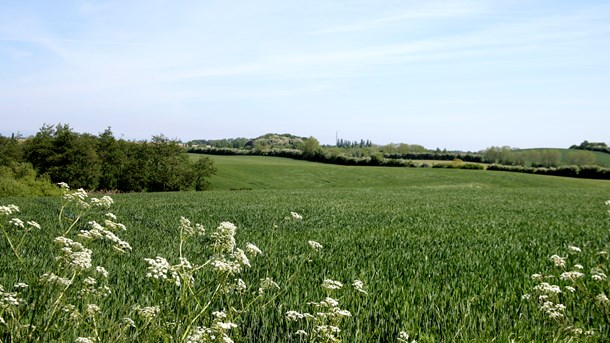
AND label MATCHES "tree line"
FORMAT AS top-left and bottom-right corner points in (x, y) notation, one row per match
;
(0, 124), (216, 194)
(569, 140), (610, 154)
